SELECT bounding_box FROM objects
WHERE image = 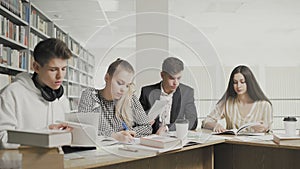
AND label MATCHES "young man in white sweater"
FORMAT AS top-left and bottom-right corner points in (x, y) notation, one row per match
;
(0, 38), (72, 148)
